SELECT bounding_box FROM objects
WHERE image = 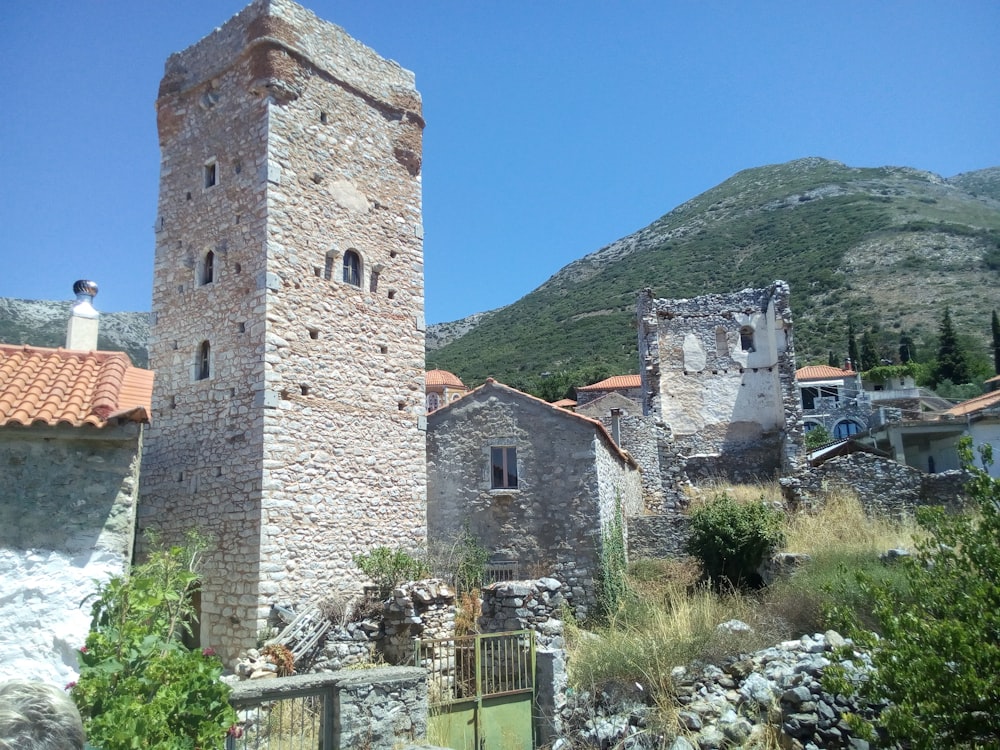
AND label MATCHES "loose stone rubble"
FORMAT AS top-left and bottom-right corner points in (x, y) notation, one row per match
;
(559, 629), (885, 750)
